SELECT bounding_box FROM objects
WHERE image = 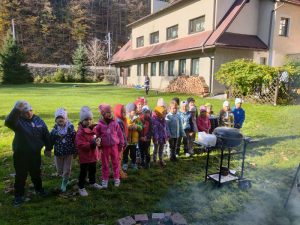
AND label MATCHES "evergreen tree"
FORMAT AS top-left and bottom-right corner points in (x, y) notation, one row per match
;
(0, 31), (33, 84)
(72, 41), (88, 82)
